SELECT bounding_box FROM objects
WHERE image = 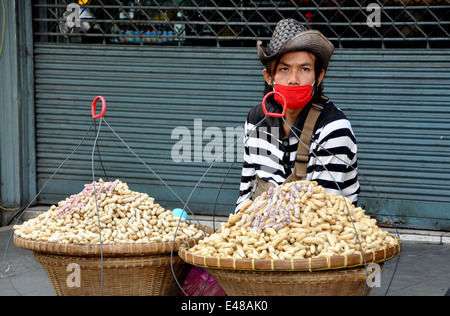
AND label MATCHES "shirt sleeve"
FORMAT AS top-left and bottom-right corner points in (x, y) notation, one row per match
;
(235, 120), (256, 213)
(307, 118), (360, 205)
